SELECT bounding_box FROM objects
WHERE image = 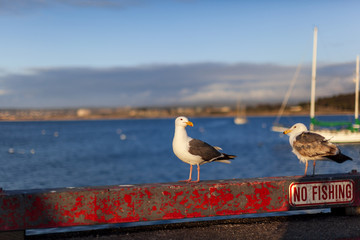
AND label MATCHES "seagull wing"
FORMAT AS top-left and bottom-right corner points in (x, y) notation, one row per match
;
(293, 132), (338, 158)
(188, 139), (222, 161)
